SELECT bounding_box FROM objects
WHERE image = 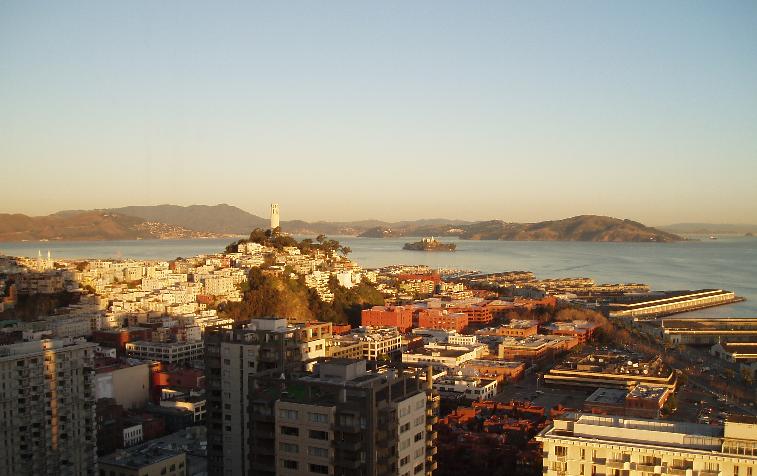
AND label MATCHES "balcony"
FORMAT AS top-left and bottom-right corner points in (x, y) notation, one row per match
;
(633, 462), (656, 471)
(667, 468), (689, 475)
(334, 422), (361, 433)
(335, 439), (362, 451)
(605, 460), (626, 469)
